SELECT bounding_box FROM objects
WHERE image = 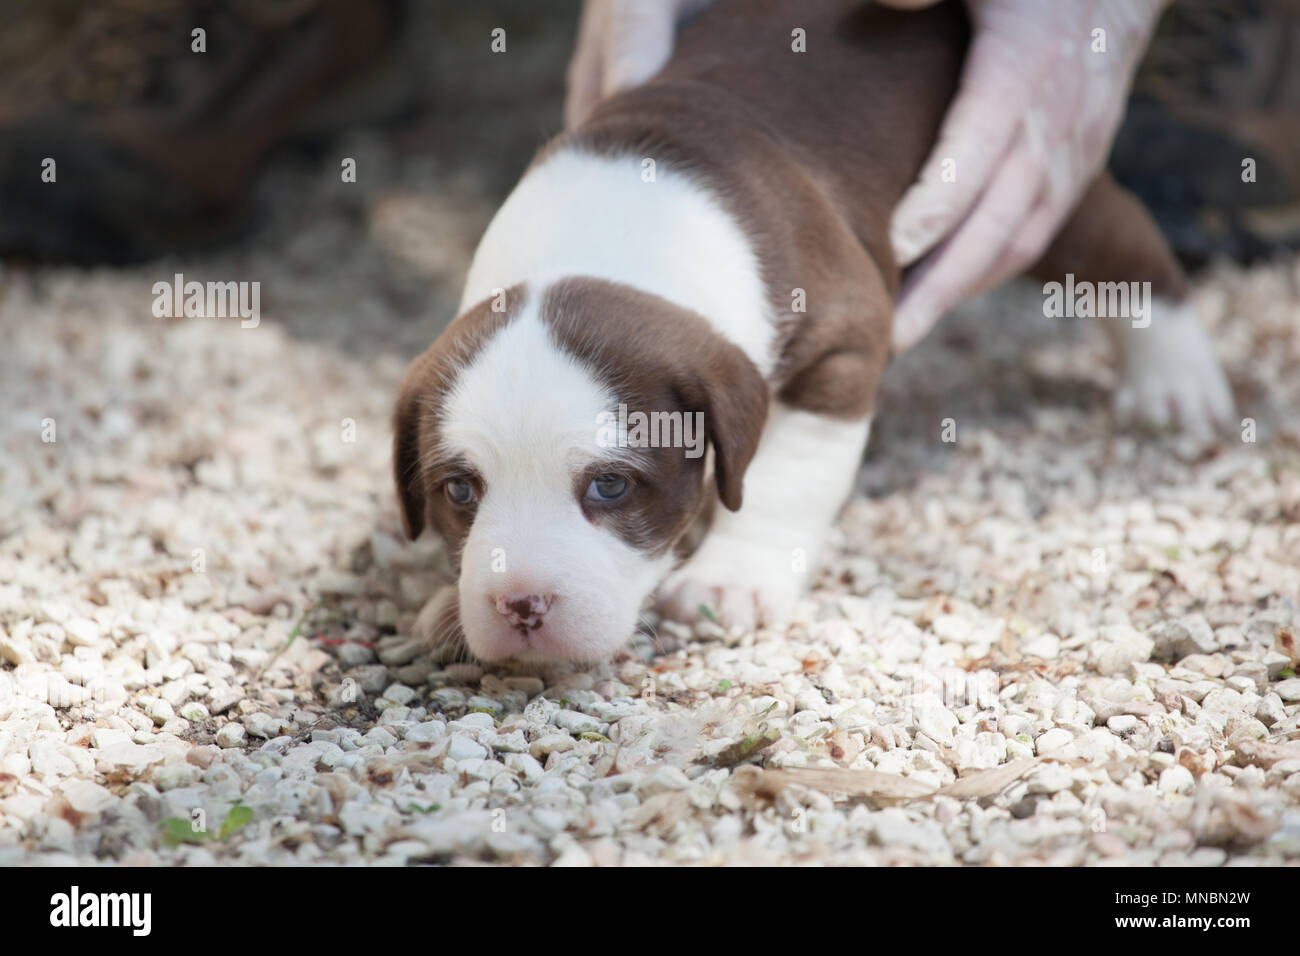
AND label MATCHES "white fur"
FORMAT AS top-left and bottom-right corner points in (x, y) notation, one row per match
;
(438, 298), (672, 661)
(460, 148), (777, 375)
(1109, 296), (1234, 439)
(445, 146), (867, 658)
(658, 408), (872, 632)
